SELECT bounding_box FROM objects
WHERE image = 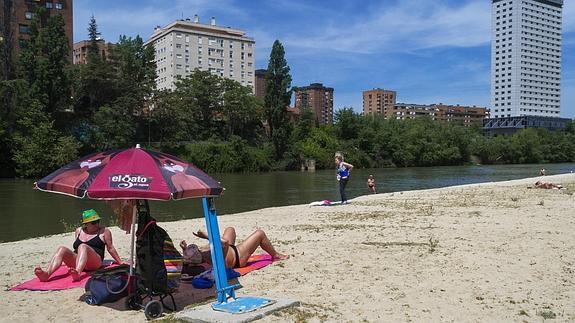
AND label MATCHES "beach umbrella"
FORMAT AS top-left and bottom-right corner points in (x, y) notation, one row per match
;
(35, 144), (223, 200)
(34, 145), (257, 314)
